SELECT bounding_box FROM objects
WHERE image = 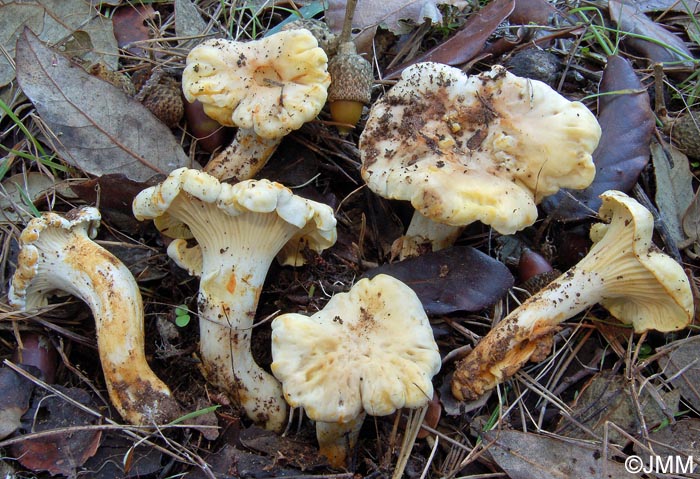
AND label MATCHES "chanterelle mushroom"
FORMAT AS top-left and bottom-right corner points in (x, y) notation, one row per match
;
(359, 62), (601, 258)
(8, 207), (180, 425)
(132, 168), (337, 431)
(451, 190), (694, 401)
(182, 29), (331, 182)
(270, 274), (441, 467)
